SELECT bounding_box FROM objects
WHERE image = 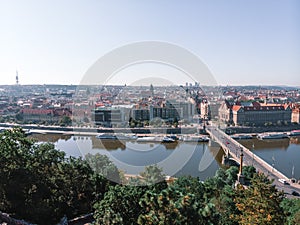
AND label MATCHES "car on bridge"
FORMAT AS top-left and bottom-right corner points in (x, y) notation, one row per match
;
(292, 190), (300, 196)
(278, 178), (289, 185)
